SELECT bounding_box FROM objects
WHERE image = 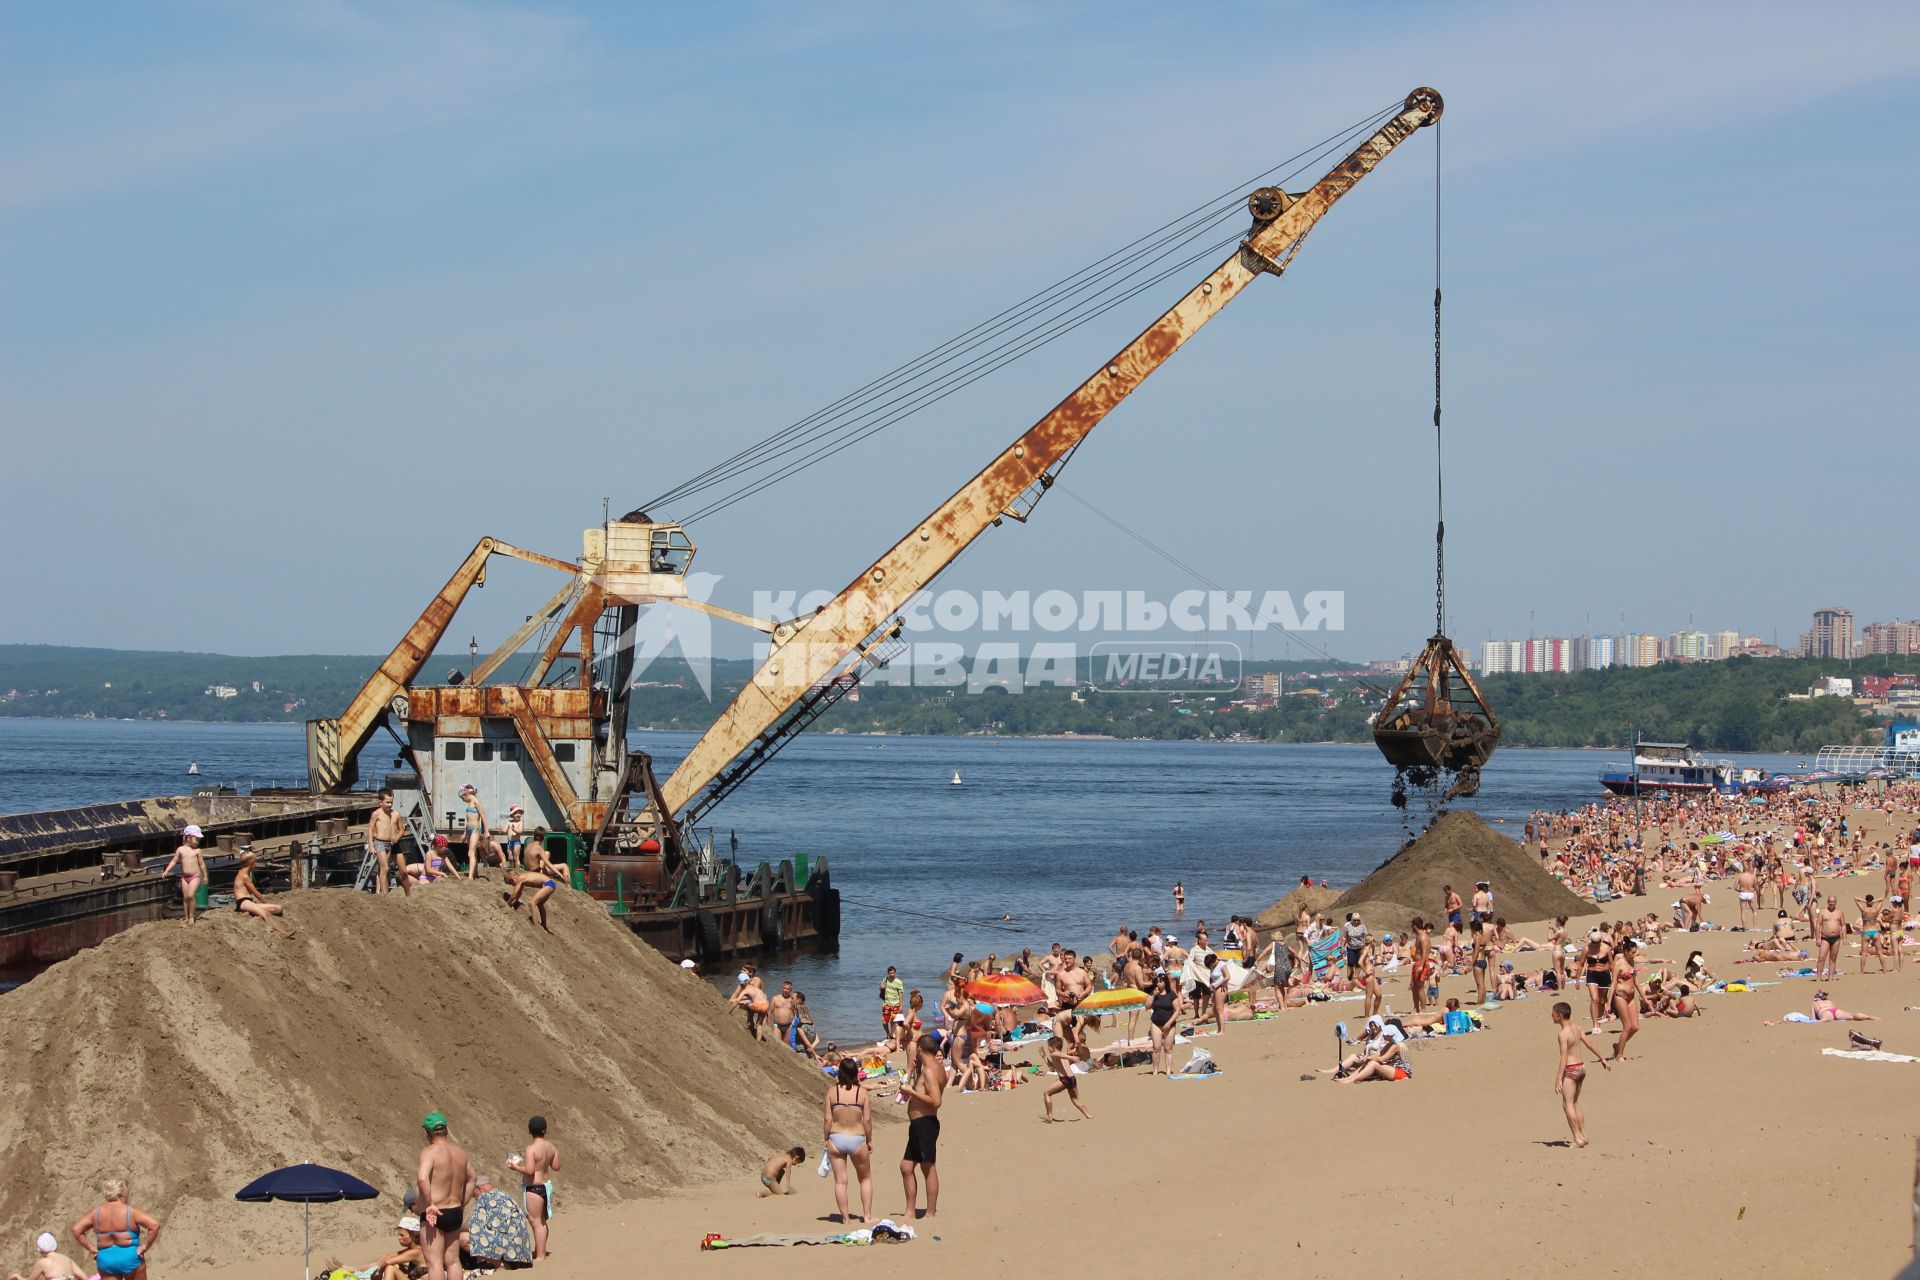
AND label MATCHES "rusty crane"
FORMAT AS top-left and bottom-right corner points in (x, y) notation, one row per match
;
(303, 88), (1472, 959)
